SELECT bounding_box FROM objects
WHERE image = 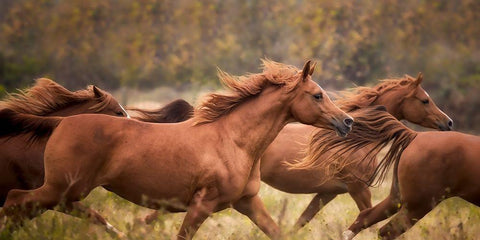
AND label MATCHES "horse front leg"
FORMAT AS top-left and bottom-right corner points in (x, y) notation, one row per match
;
(177, 188), (217, 240)
(343, 195), (401, 240)
(378, 204), (431, 240)
(293, 193), (337, 231)
(0, 185), (63, 233)
(233, 194), (281, 239)
(347, 181), (372, 211)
